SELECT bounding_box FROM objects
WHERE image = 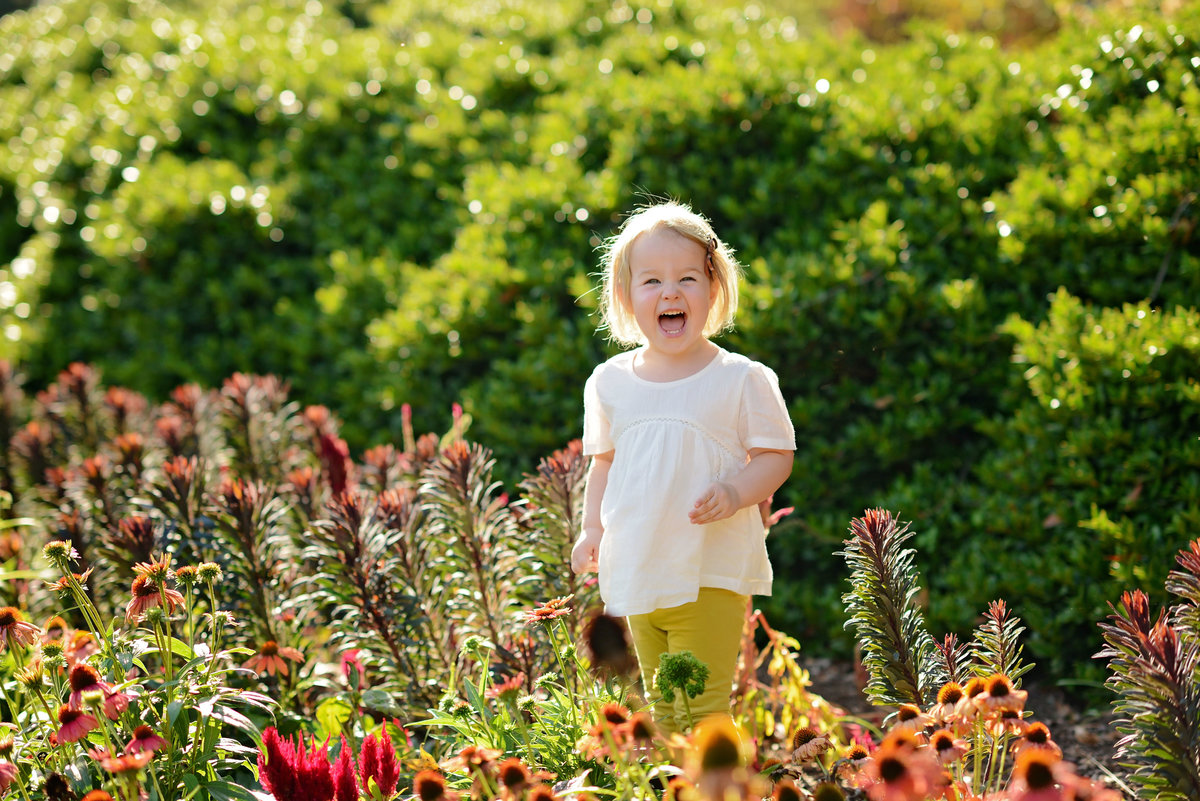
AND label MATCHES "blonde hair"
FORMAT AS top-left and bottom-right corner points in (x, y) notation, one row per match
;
(597, 201), (741, 346)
